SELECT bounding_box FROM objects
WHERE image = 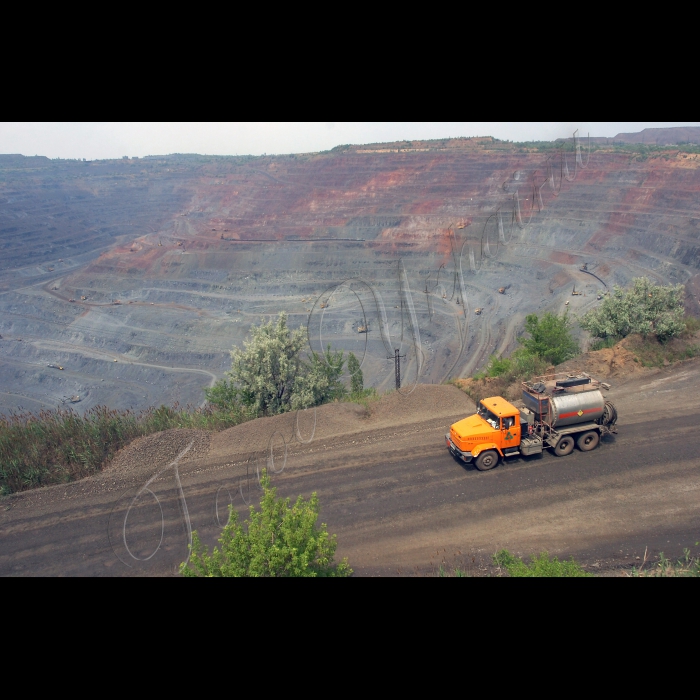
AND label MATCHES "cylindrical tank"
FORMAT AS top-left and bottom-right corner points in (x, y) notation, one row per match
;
(549, 390), (605, 427)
